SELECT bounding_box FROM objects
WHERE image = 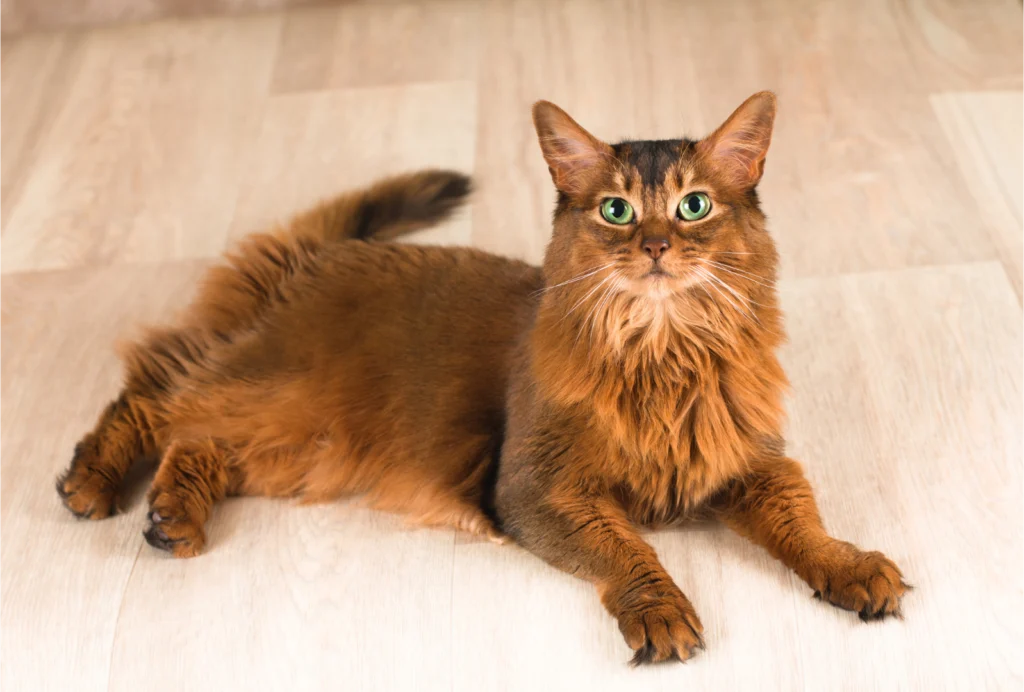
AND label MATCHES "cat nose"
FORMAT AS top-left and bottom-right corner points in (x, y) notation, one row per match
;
(642, 237), (670, 260)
